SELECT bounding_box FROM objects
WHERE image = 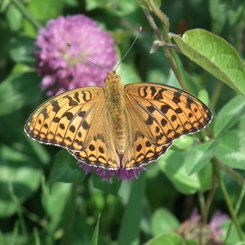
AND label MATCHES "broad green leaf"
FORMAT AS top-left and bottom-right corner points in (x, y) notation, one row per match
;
(49, 150), (85, 190)
(185, 141), (219, 175)
(216, 130), (245, 169)
(213, 95), (245, 137)
(118, 172), (146, 245)
(173, 29), (245, 96)
(92, 172), (121, 197)
(0, 72), (42, 115)
(146, 232), (183, 245)
(90, 214), (100, 245)
(0, 145), (42, 217)
(158, 150), (199, 194)
(151, 208), (180, 236)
